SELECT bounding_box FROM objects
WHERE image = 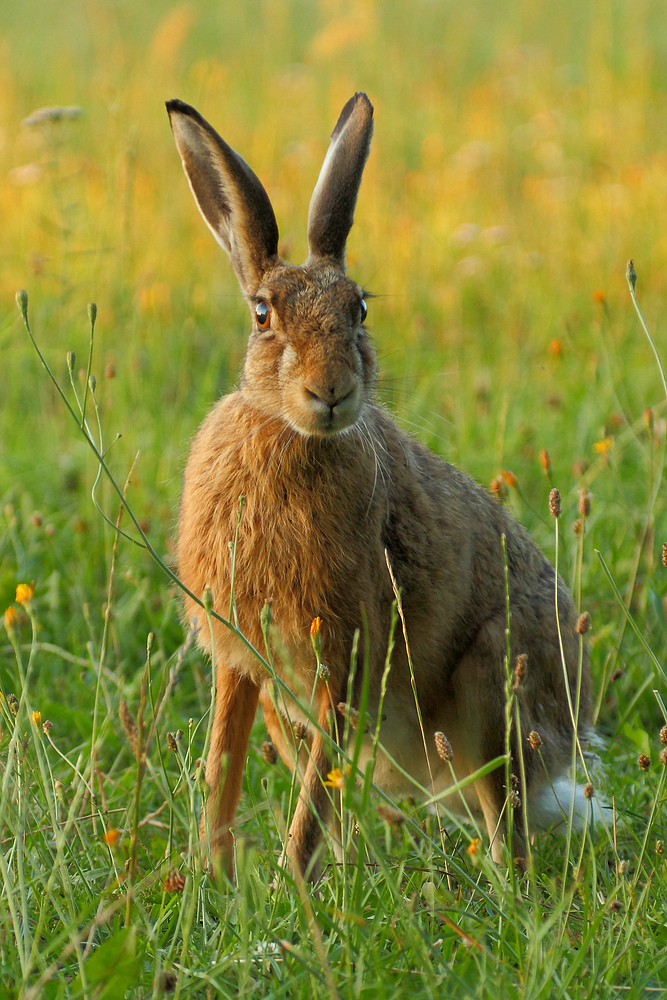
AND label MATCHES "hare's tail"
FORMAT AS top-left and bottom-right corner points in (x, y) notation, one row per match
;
(529, 770), (607, 833)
